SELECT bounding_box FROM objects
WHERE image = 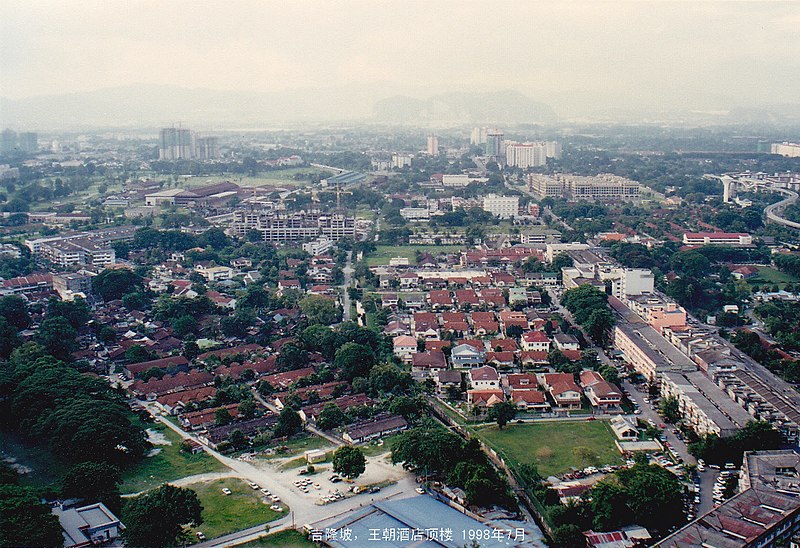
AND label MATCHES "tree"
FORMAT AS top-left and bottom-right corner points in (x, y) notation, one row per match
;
(617, 464), (684, 532)
(215, 407), (233, 426)
(125, 344), (156, 364)
(47, 296), (91, 329)
(0, 485), (63, 548)
(182, 340), (200, 361)
(488, 401), (517, 429)
(332, 446), (366, 479)
(276, 343), (309, 371)
(62, 462), (122, 512)
(391, 422), (464, 476)
(92, 268), (144, 301)
(273, 407), (302, 438)
(0, 295), (30, 329)
(238, 398), (257, 419)
(659, 396), (681, 424)
(0, 317), (21, 359)
(229, 429), (247, 448)
(316, 403), (348, 431)
(588, 478), (628, 531)
(122, 484), (203, 548)
(334, 342), (376, 381)
(36, 316), (77, 360)
(299, 295), (342, 326)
